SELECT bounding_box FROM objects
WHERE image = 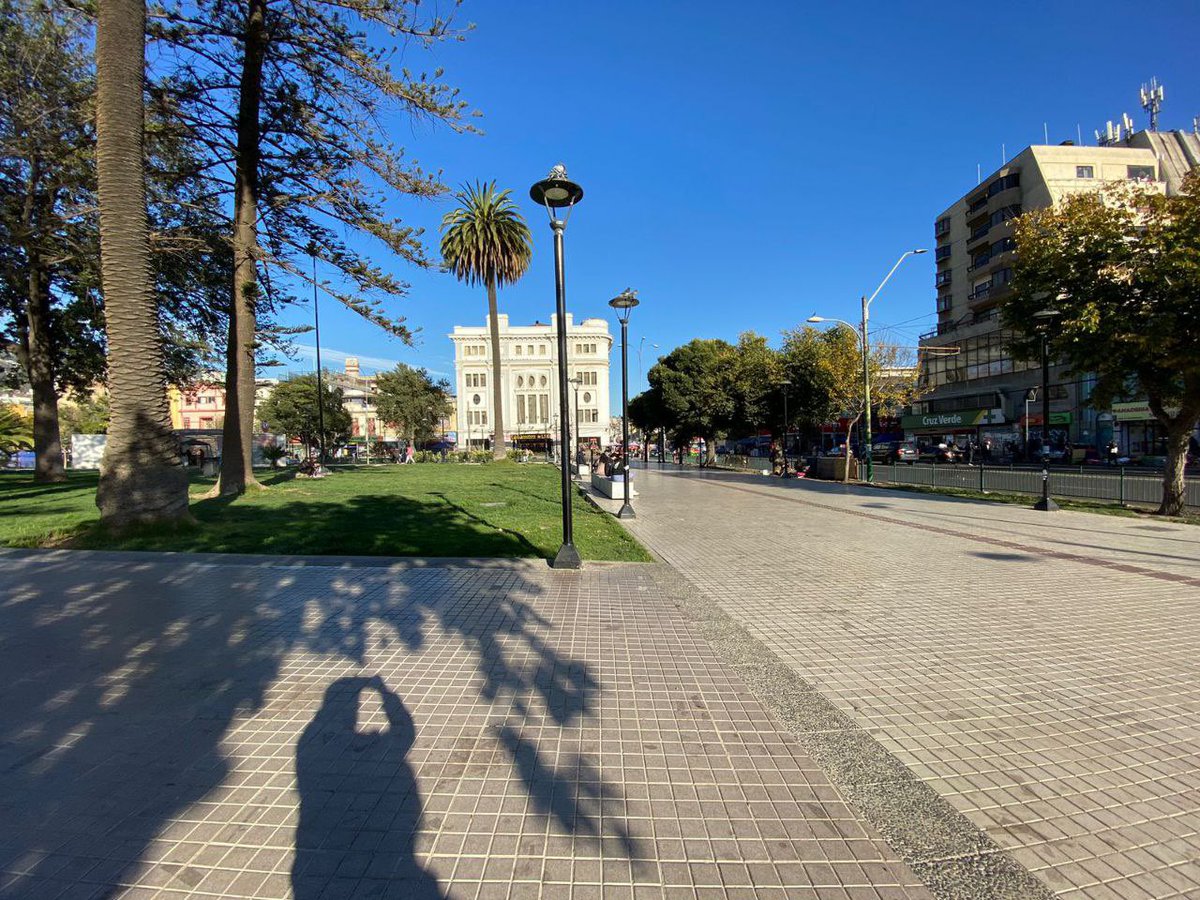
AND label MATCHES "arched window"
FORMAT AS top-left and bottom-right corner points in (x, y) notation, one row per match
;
(517, 375), (524, 388)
